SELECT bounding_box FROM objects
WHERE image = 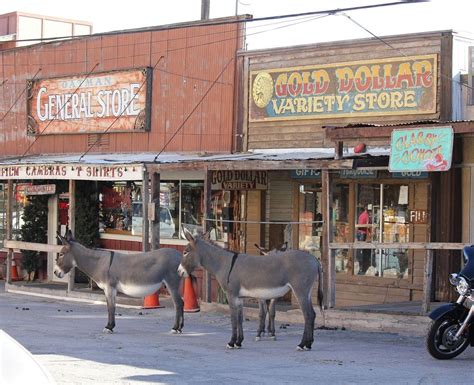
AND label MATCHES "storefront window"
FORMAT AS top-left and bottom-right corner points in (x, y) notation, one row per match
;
(99, 180), (204, 240)
(0, 183), (29, 247)
(333, 184), (350, 274)
(181, 182), (204, 235)
(356, 183), (409, 278)
(298, 184), (322, 260)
